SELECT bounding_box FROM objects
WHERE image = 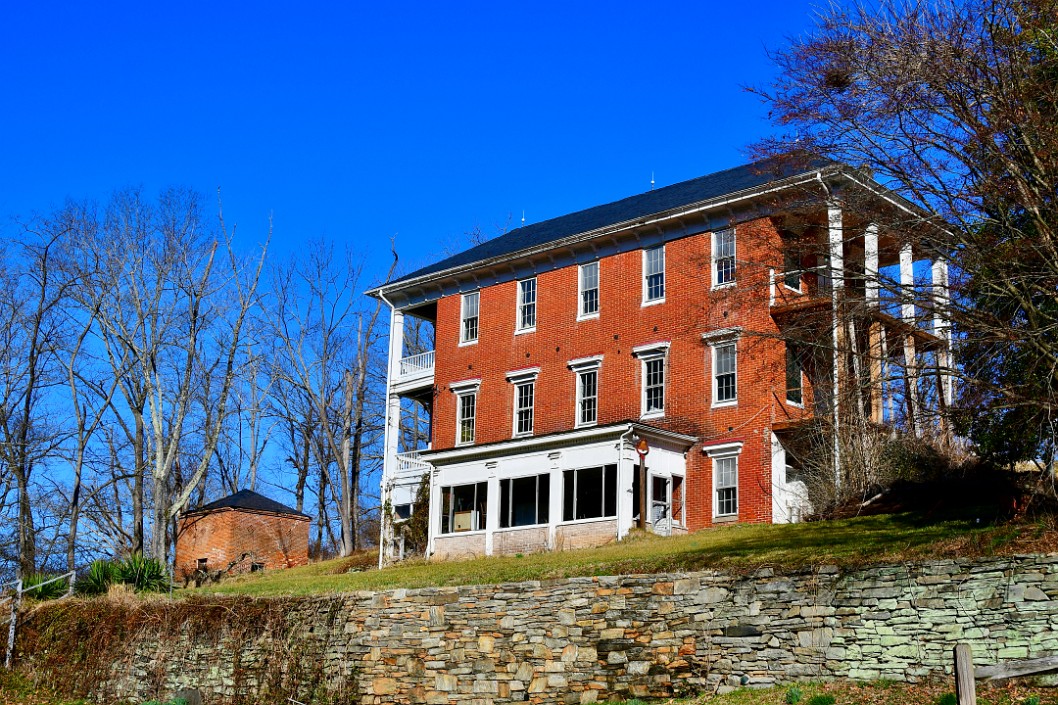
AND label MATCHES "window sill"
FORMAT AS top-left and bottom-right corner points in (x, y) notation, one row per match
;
(712, 514), (738, 524)
(577, 312), (600, 322)
(438, 529), (486, 537)
(455, 441), (475, 448)
(641, 298), (666, 308)
(783, 283), (803, 293)
(458, 339), (478, 347)
(712, 400), (738, 409)
(512, 432), (534, 439)
(640, 411), (665, 420)
(711, 282), (736, 291)
(559, 516), (618, 527)
(785, 399), (804, 409)
(515, 327), (536, 336)
(575, 420), (598, 429)
(495, 523), (548, 533)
